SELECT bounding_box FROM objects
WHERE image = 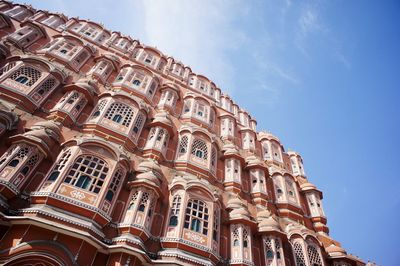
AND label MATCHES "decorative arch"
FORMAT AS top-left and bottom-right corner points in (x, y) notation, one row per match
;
(1, 240), (77, 266)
